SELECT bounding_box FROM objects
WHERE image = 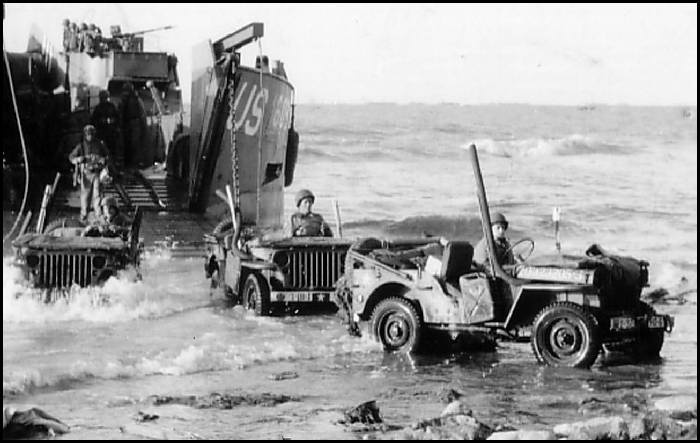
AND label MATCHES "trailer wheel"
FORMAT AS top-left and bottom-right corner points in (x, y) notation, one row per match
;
(531, 302), (601, 368)
(632, 301), (664, 359)
(243, 273), (270, 316)
(371, 297), (422, 353)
